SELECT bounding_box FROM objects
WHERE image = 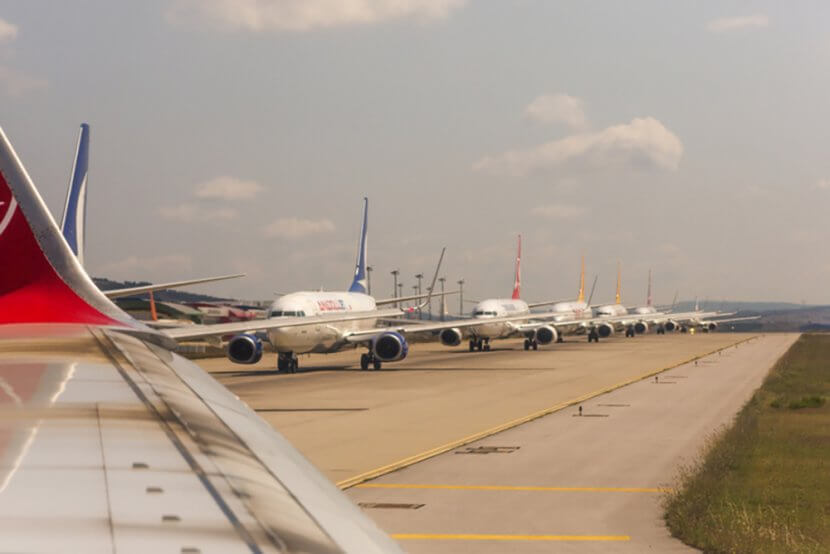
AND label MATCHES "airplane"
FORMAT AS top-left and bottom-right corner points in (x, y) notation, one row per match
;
(429, 237), (629, 351)
(60, 123), (245, 300)
(0, 126), (401, 552)
(169, 197), (465, 372)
